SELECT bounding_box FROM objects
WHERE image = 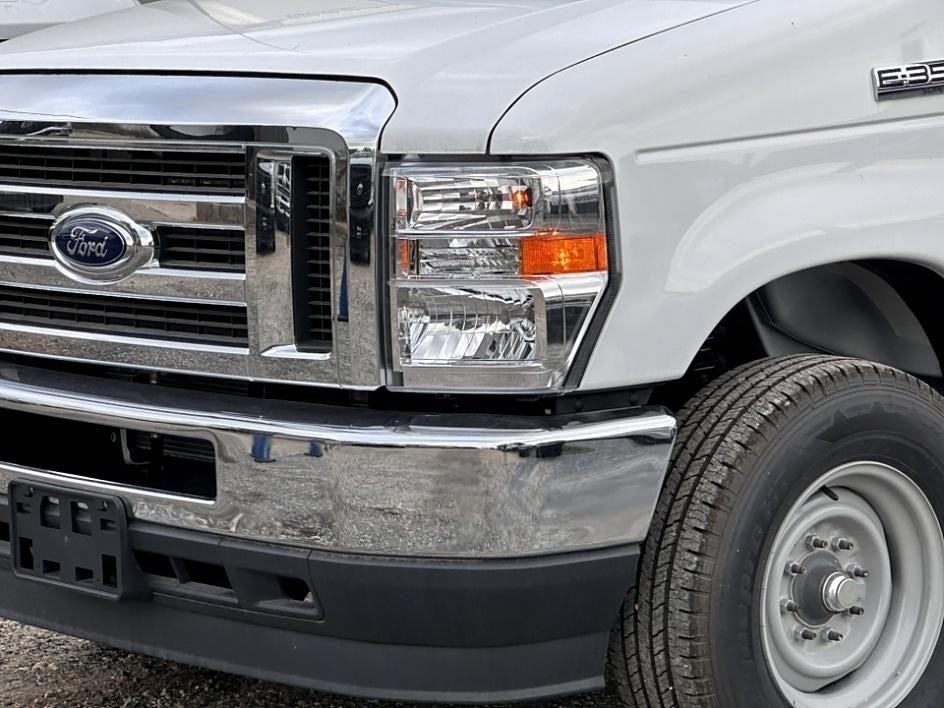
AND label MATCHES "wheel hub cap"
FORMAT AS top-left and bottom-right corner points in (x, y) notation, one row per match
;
(821, 572), (863, 614)
(789, 551), (848, 625)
